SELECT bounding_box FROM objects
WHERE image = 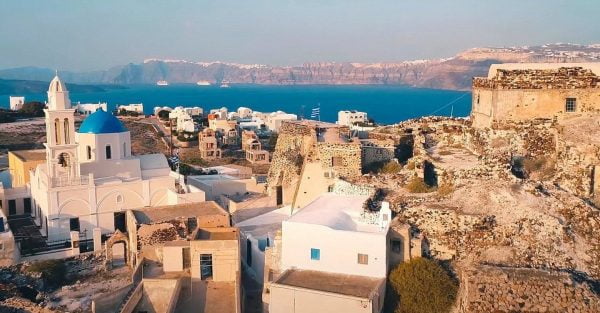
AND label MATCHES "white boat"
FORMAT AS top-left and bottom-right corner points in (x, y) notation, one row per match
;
(156, 80), (169, 86)
(196, 80), (211, 86)
(220, 81), (230, 88)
